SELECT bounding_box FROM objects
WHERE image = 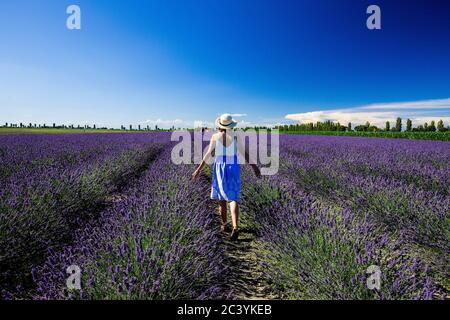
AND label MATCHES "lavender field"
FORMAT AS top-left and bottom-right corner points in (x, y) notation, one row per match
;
(0, 133), (448, 300)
